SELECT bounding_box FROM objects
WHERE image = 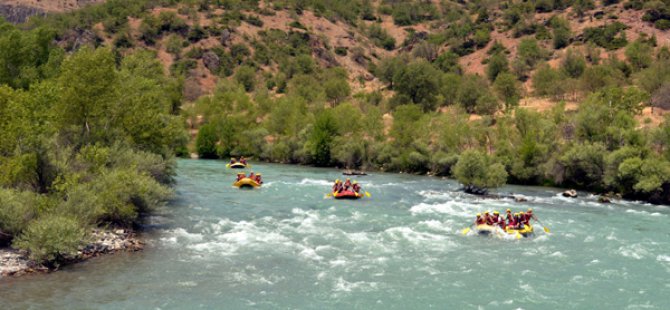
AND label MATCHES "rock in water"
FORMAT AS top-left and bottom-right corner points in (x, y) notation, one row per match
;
(562, 189), (578, 198)
(598, 196), (611, 203)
